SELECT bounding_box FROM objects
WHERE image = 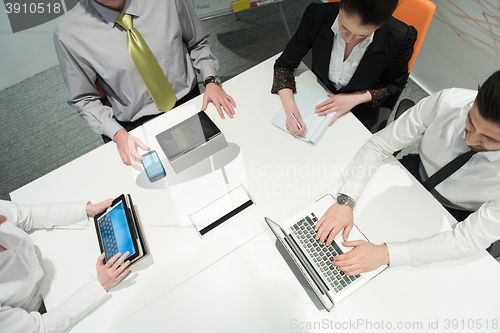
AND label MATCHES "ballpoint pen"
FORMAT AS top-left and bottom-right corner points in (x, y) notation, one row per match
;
(290, 112), (302, 131)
